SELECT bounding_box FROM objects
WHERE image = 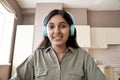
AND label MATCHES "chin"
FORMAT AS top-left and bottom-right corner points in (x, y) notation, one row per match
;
(52, 42), (65, 47)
